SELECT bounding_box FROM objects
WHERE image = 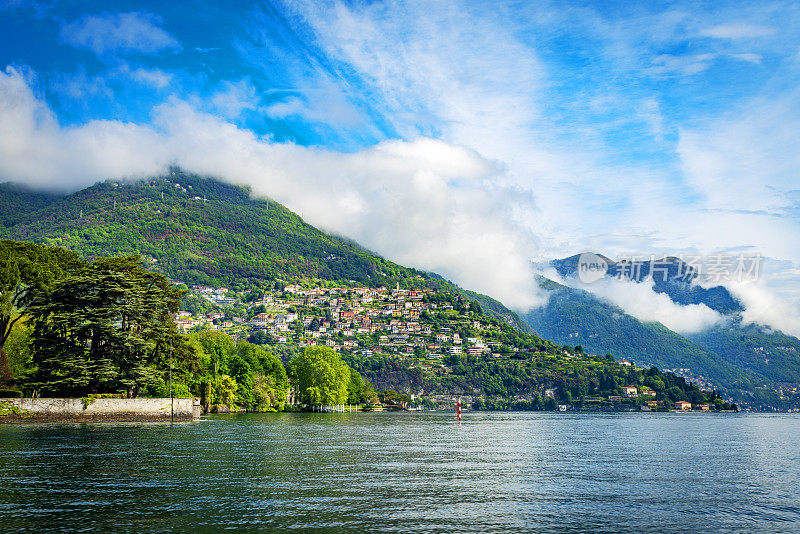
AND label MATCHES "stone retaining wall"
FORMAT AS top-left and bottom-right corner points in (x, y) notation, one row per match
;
(0, 397), (201, 422)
